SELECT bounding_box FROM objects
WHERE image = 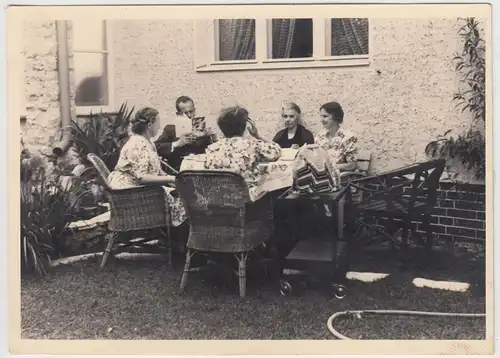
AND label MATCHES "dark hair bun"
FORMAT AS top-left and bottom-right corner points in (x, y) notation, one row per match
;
(131, 107), (159, 134)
